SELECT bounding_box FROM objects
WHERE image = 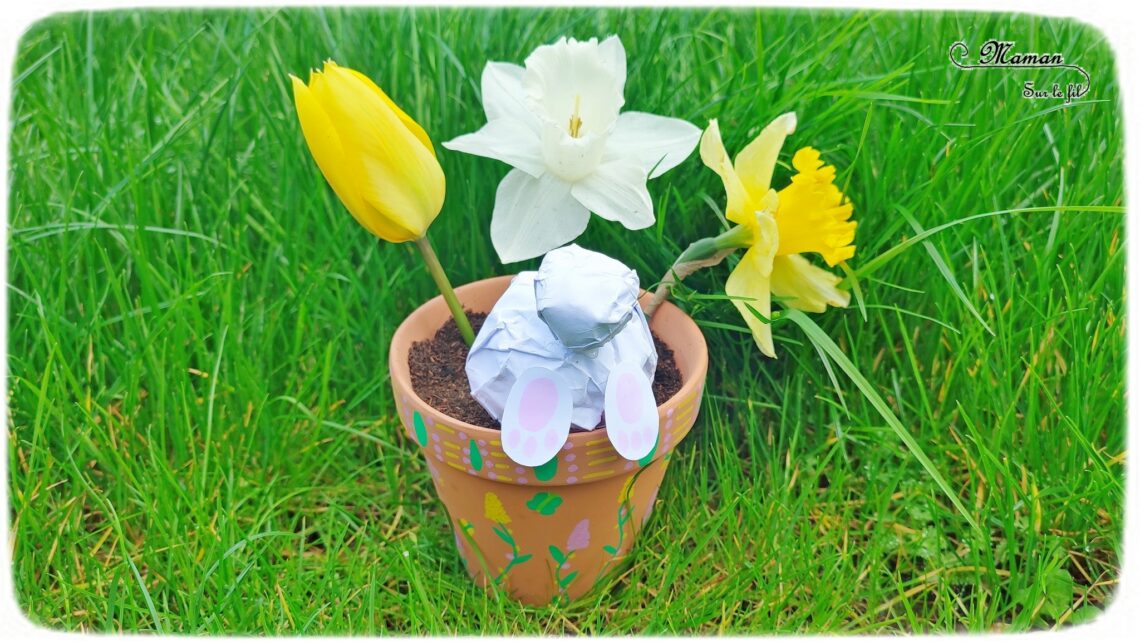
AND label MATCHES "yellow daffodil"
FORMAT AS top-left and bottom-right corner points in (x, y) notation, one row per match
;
(700, 114), (856, 357)
(290, 60), (445, 242)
